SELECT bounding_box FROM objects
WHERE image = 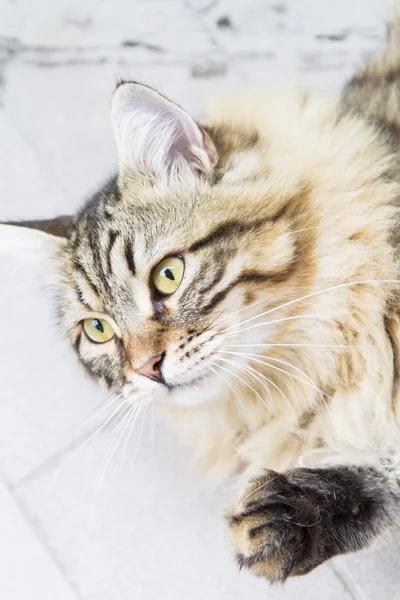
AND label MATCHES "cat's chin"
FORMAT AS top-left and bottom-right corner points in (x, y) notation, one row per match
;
(158, 371), (226, 408)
